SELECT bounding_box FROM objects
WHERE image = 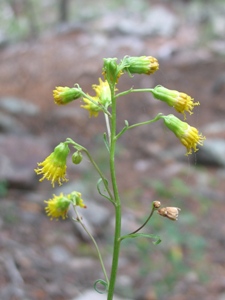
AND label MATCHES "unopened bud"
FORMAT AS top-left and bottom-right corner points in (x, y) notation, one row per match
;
(153, 201), (161, 209)
(157, 207), (181, 221)
(123, 56), (159, 75)
(72, 151), (83, 164)
(53, 86), (82, 105)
